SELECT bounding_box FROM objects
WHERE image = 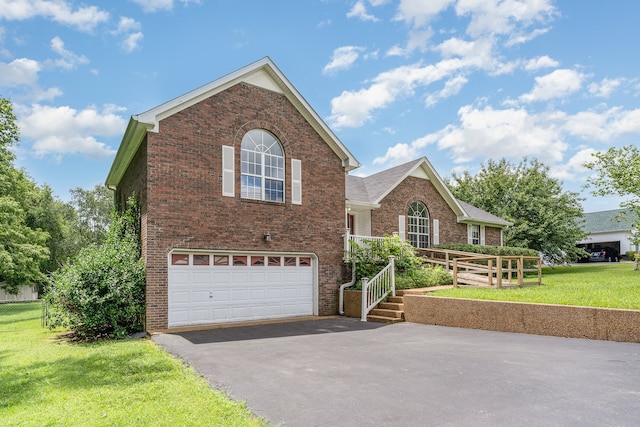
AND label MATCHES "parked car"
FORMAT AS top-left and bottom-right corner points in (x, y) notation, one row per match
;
(589, 248), (619, 262)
